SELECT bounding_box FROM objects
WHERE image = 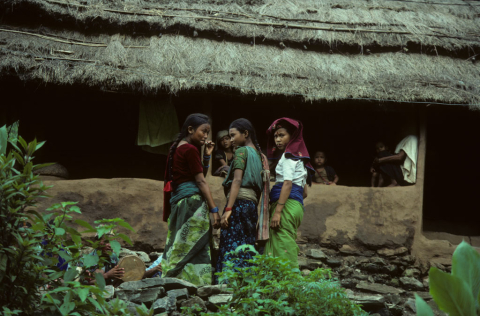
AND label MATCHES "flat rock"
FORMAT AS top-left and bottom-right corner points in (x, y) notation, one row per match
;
(116, 287), (163, 305)
(298, 257), (309, 270)
(369, 257), (387, 266)
(167, 288), (189, 301)
(339, 245), (361, 256)
(135, 251), (151, 263)
(307, 260), (324, 270)
(305, 249), (328, 260)
(180, 296), (207, 313)
(346, 290), (385, 309)
(301, 269), (311, 276)
(197, 285), (230, 299)
(103, 285), (115, 299)
(405, 298), (416, 312)
(149, 252), (163, 261)
(400, 277), (424, 291)
(377, 247), (408, 257)
(120, 248), (137, 257)
(152, 296), (176, 314)
(356, 281), (404, 295)
(208, 294), (233, 306)
(119, 277), (197, 294)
